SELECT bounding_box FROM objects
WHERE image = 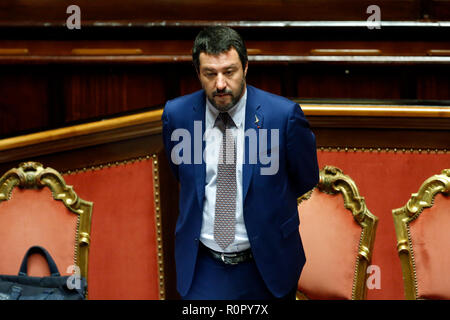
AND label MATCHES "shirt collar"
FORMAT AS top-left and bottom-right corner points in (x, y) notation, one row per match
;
(206, 86), (247, 129)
